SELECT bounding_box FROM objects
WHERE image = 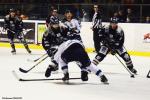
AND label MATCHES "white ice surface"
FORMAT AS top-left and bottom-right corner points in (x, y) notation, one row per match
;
(0, 47), (150, 100)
